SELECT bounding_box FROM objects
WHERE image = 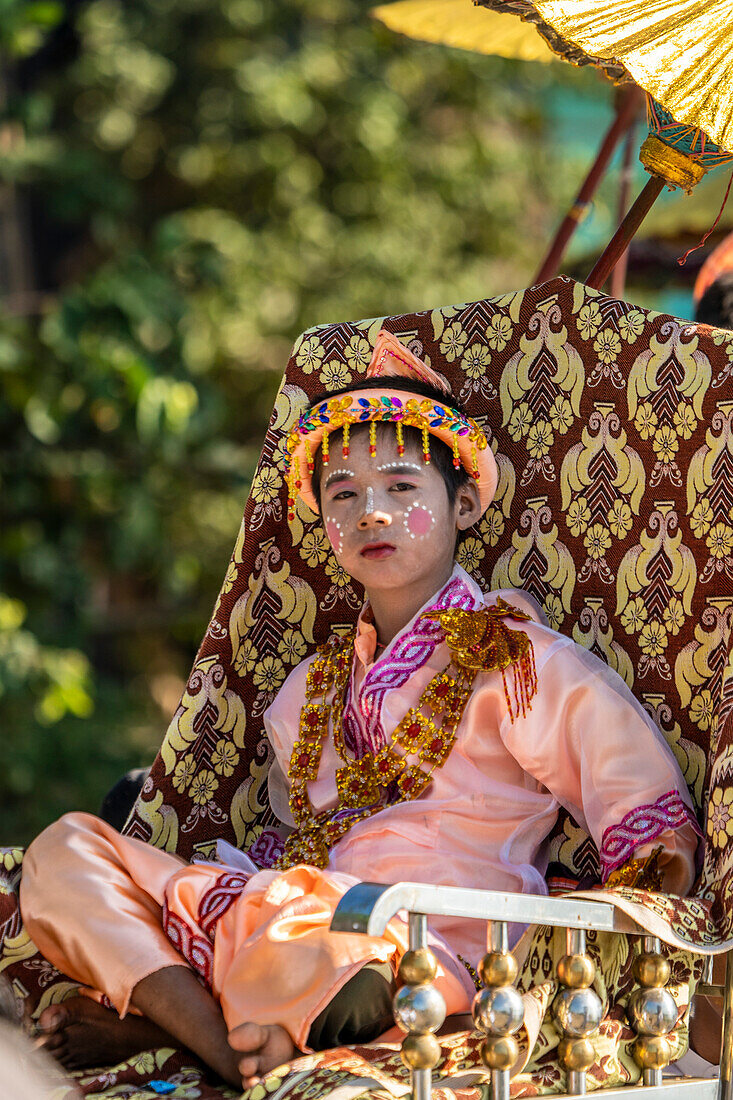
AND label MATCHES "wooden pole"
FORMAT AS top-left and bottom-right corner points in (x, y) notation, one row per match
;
(533, 84), (644, 285)
(586, 175), (665, 290)
(609, 116), (637, 299)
